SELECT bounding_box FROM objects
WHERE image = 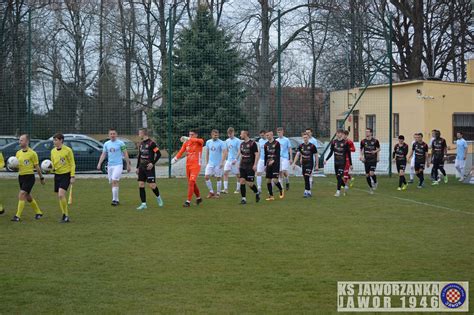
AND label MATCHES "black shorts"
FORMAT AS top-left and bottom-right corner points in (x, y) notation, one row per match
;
(334, 163), (345, 176)
(19, 174), (35, 194)
(239, 167), (255, 182)
(302, 164), (313, 176)
(265, 162), (280, 179)
(137, 167), (156, 183)
(414, 161), (425, 172)
(54, 173), (71, 192)
(364, 160), (377, 174)
(432, 156), (444, 167)
(396, 160), (407, 173)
